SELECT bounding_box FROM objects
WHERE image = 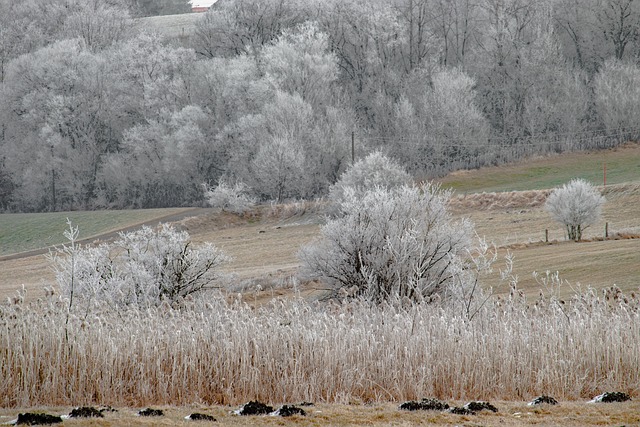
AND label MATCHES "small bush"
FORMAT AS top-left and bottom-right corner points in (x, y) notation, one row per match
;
(51, 223), (230, 308)
(204, 179), (256, 214)
(300, 184), (475, 303)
